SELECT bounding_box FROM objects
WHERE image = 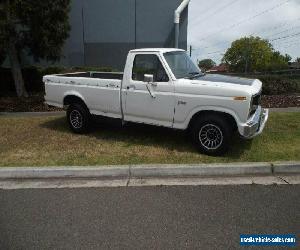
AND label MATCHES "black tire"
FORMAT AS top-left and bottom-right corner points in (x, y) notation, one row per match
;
(190, 114), (232, 155)
(66, 103), (90, 134)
